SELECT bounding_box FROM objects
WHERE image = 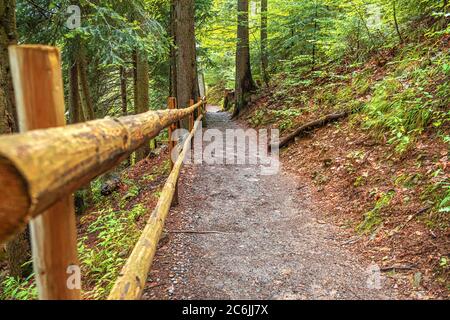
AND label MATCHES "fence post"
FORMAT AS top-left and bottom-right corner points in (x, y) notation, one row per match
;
(189, 99), (195, 150)
(189, 99), (195, 132)
(168, 97), (179, 206)
(197, 97), (202, 115)
(8, 45), (81, 300)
